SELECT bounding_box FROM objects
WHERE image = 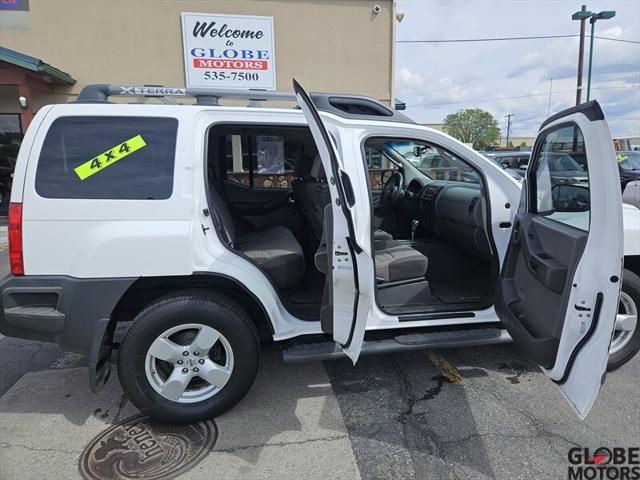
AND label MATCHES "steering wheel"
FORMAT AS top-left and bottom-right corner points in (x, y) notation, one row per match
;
(380, 171), (405, 210)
